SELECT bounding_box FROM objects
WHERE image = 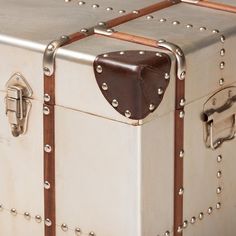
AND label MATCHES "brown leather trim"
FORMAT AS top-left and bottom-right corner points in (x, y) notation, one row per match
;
(94, 32), (185, 236)
(182, 0), (236, 14)
(94, 50), (171, 119)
